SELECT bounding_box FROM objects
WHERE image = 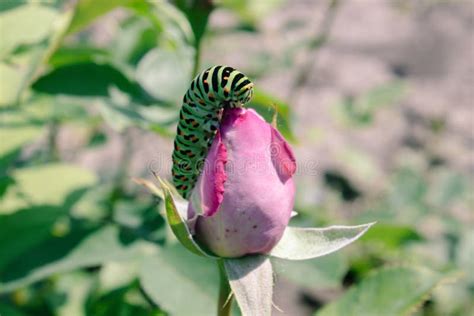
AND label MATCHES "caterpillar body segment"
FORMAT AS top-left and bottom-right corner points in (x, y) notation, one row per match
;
(172, 65), (254, 199)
